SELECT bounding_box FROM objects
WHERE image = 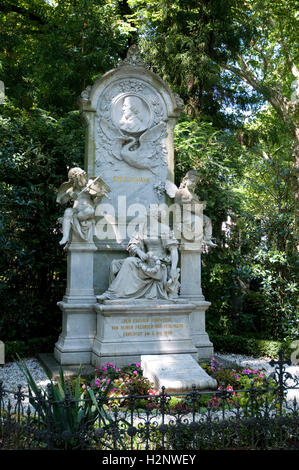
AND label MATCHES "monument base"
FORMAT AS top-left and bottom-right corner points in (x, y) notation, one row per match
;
(54, 302), (96, 365)
(91, 300), (200, 368)
(38, 353), (94, 379)
(189, 300), (214, 359)
(53, 297), (214, 366)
